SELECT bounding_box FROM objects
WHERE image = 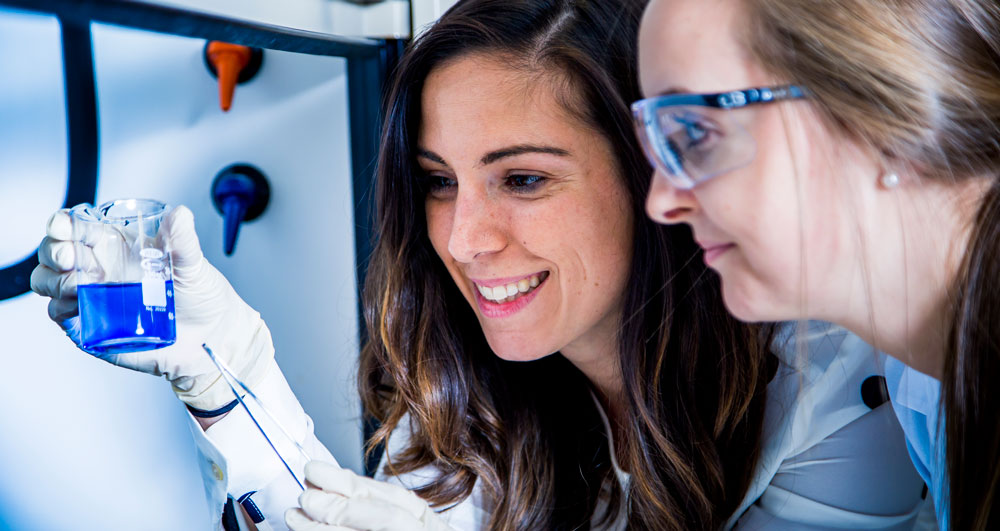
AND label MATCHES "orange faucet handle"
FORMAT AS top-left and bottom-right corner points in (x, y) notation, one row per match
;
(206, 41), (253, 112)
